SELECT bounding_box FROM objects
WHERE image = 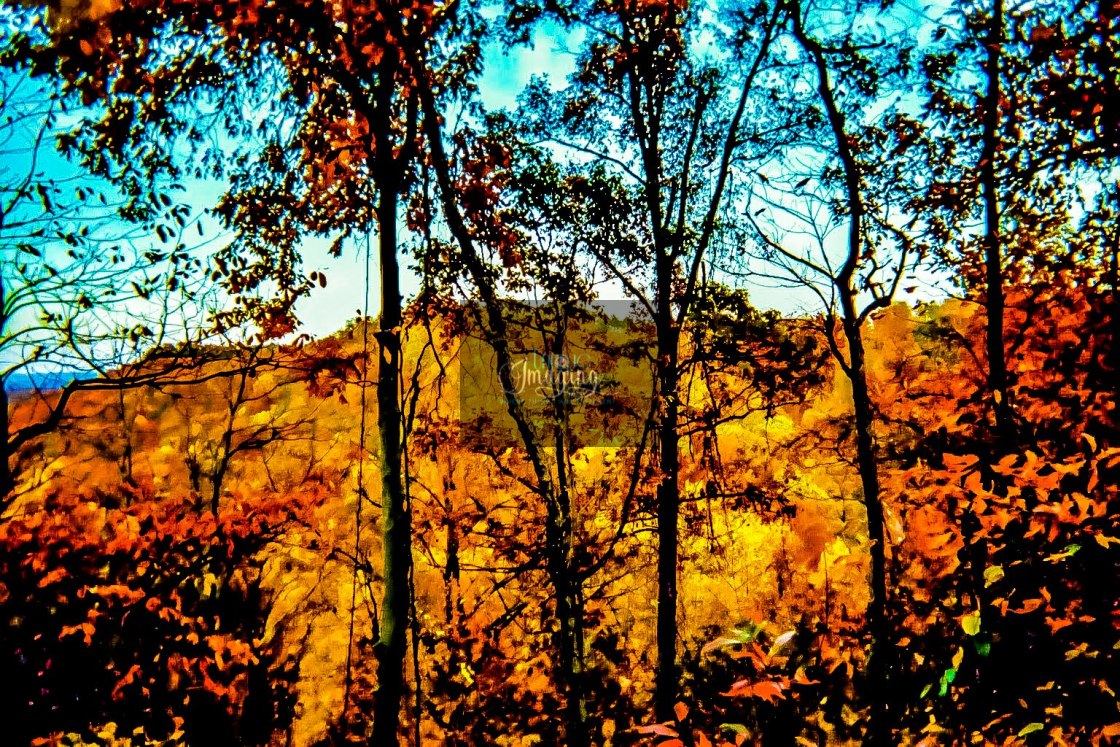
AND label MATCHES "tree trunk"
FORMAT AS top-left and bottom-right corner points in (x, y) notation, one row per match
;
(963, 3), (1006, 729)
(982, 0), (1012, 449)
(0, 270), (12, 508)
(839, 302), (891, 746)
(443, 510), (461, 625)
(654, 278), (681, 722)
(211, 371), (246, 516)
(210, 427), (233, 515)
(187, 446), (203, 510)
(118, 387), (136, 493)
(550, 411), (589, 747)
(556, 579), (588, 747)
(1108, 196), (1120, 417)
(417, 82), (590, 746)
(371, 182), (409, 747)
(547, 502), (590, 747)
(210, 465), (226, 516)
